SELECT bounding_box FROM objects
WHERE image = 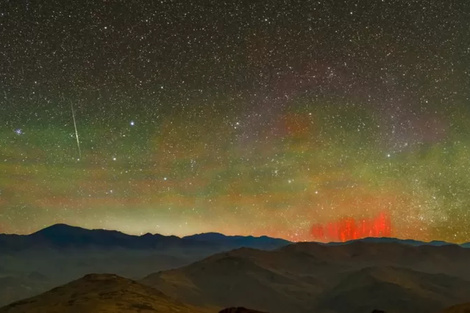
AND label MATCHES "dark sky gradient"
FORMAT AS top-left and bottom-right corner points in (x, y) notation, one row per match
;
(1, 0), (470, 242)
